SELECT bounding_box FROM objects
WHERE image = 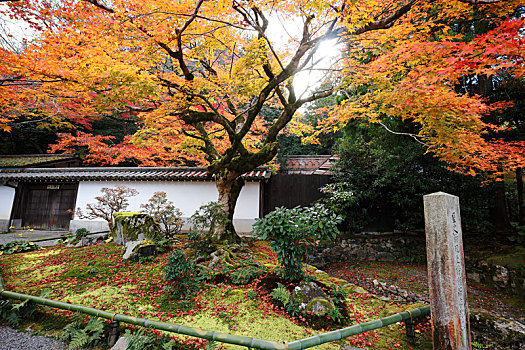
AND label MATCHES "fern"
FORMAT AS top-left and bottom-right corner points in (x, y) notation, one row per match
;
(85, 317), (104, 334)
(1, 307), (20, 327)
(59, 315), (105, 348)
(269, 283), (290, 306)
(70, 330), (90, 349)
(124, 328), (158, 350)
(162, 339), (177, 350)
(0, 298), (36, 327)
(205, 340), (218, 350)
(0, 299), (18, 326)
